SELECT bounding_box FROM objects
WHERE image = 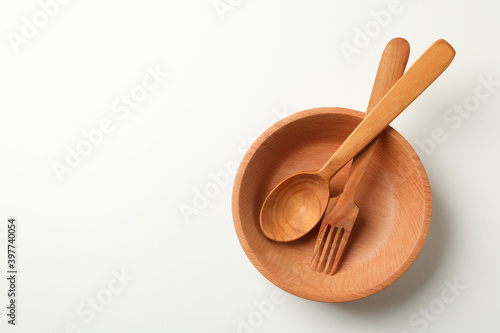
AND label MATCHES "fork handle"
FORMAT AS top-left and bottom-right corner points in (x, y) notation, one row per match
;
(341, 38), (410, 198)
(317, 39), (455, 180)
